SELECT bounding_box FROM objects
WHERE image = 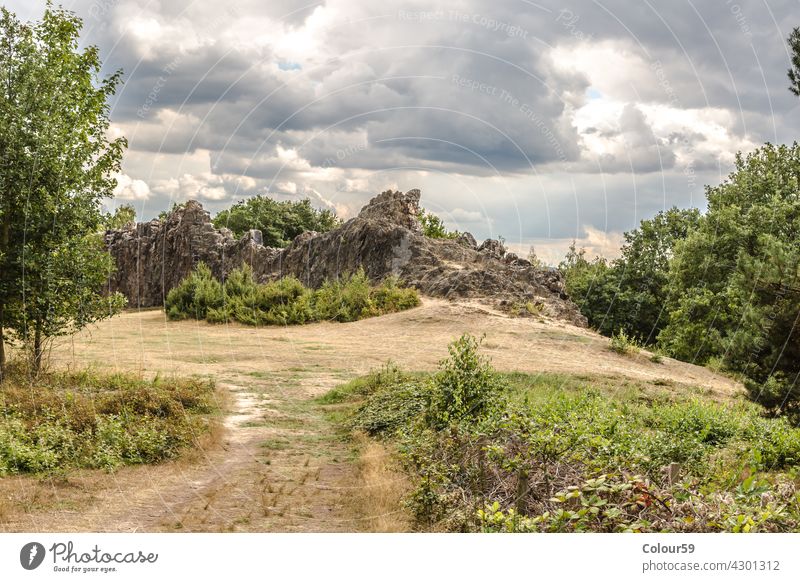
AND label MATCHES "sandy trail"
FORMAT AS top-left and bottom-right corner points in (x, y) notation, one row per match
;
(0, 298), (741, 532)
